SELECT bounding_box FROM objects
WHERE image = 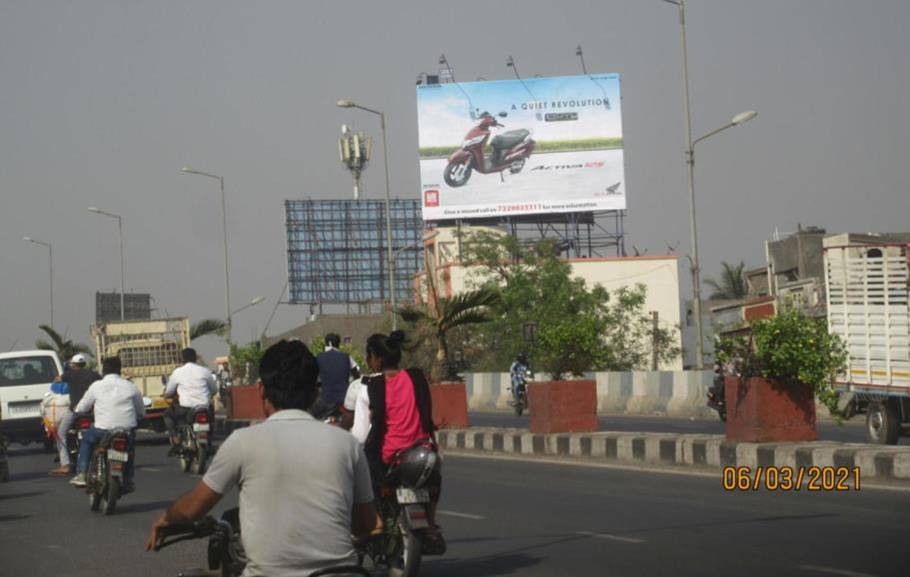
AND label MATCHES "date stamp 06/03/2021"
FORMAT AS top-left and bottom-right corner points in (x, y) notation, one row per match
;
(722, 466), (862, 492)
